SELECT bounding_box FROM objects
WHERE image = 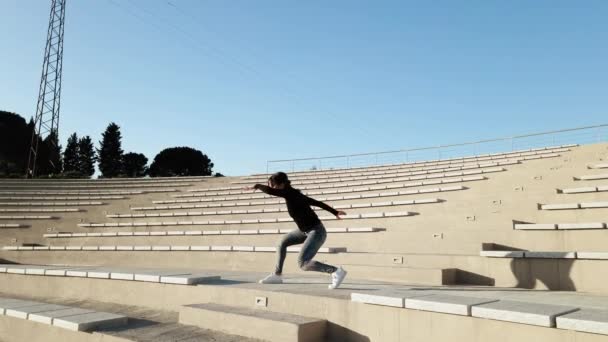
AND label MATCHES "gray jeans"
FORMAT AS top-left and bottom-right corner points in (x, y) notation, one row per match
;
(274, 223), (338, 275)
